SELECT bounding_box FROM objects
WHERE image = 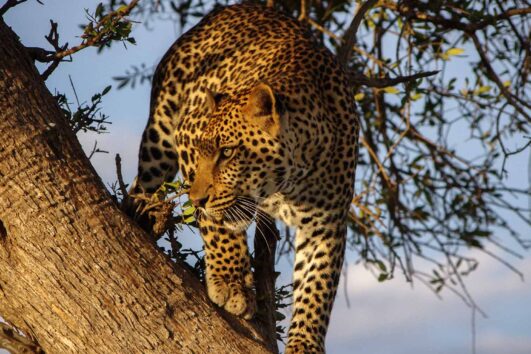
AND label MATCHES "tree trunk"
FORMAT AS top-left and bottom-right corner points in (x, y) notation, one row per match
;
(0, 18), (271, 354)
